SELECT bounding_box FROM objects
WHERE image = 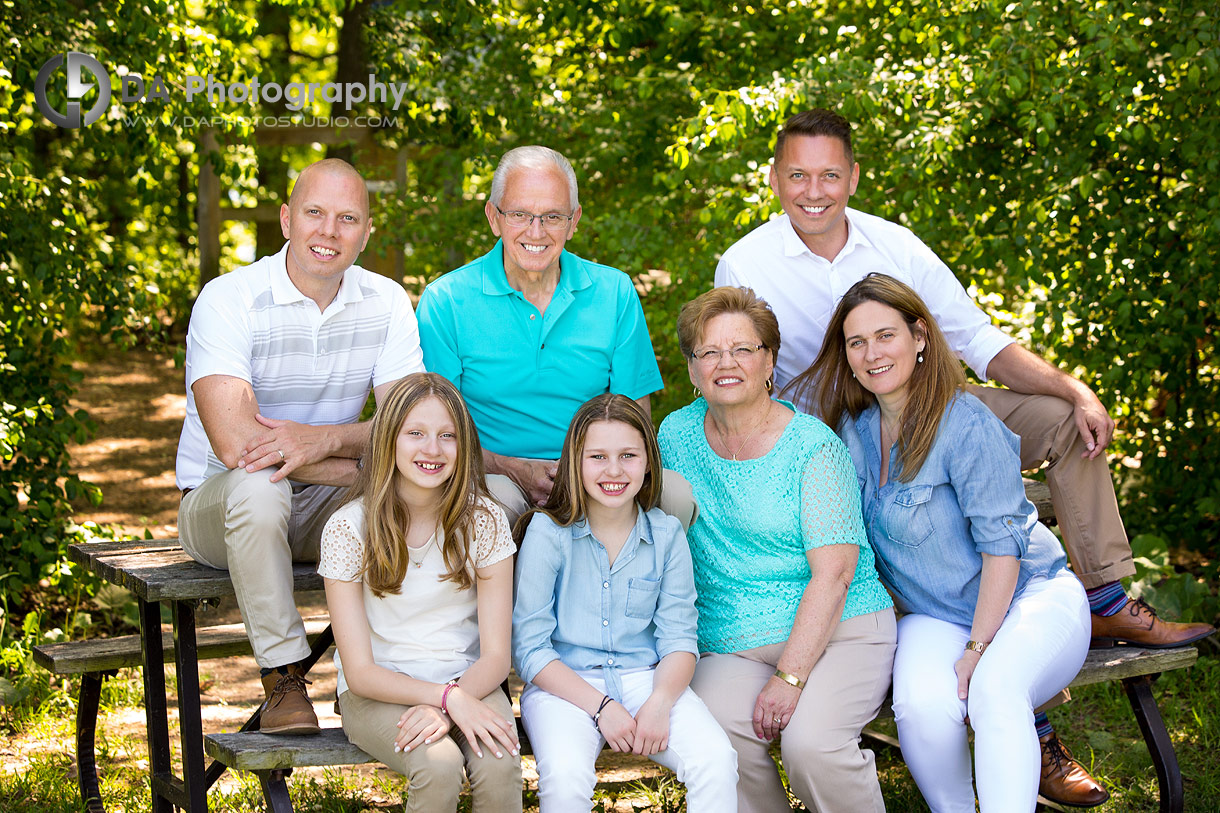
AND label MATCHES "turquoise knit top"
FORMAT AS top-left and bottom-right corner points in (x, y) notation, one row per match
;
(658, 399), (892, 654)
